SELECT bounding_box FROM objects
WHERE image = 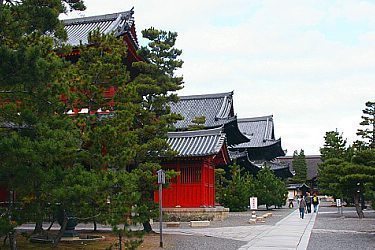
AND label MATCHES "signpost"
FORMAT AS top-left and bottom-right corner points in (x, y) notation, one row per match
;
(157, 169), (165, 248)
(336, 198), (343, 215)
(250, 197), (258, 210)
